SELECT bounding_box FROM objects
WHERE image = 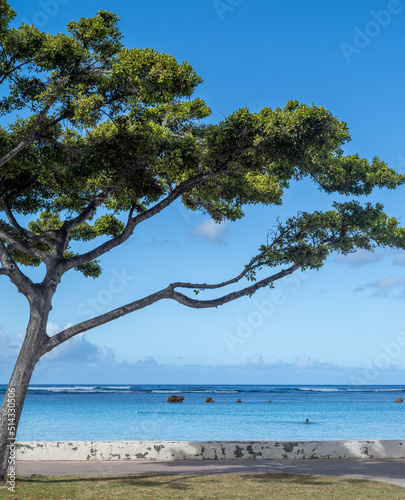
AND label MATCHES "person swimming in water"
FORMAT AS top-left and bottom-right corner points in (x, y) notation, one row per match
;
(305, 418), (311, 424)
